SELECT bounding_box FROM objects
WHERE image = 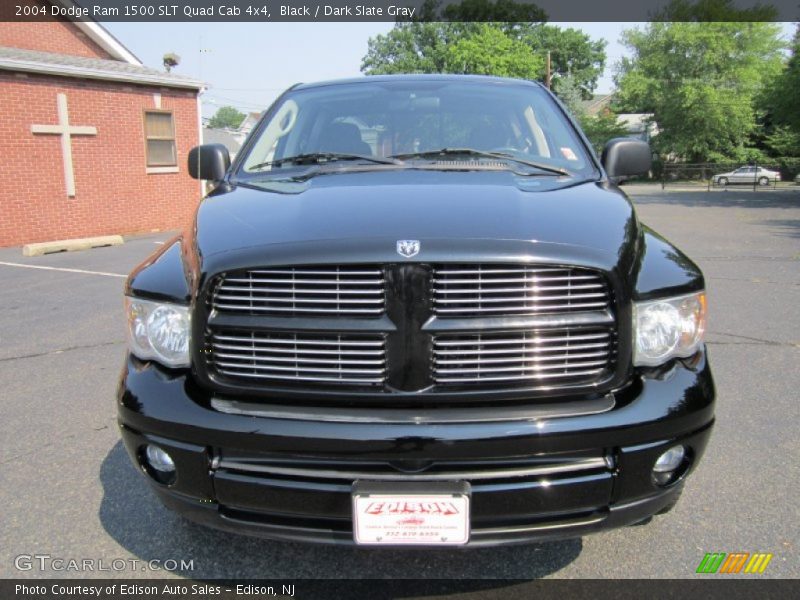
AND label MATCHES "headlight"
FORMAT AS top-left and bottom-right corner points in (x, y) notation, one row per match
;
(633, 291), (706, 367)
(125, 297), (191, 368)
